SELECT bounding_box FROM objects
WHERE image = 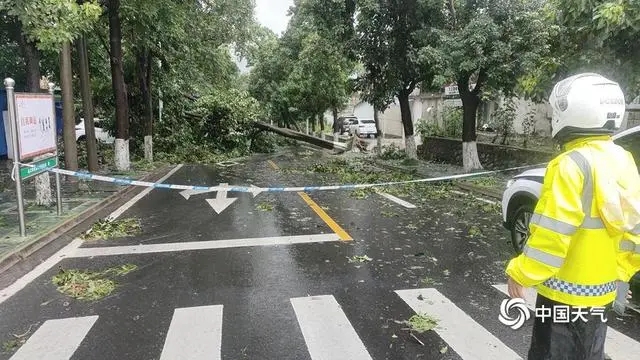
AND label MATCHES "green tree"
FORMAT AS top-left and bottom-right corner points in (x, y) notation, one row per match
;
(520, 0), (640, 102)
(354, 0), (445, 159)
(442, 0), (551, 171)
